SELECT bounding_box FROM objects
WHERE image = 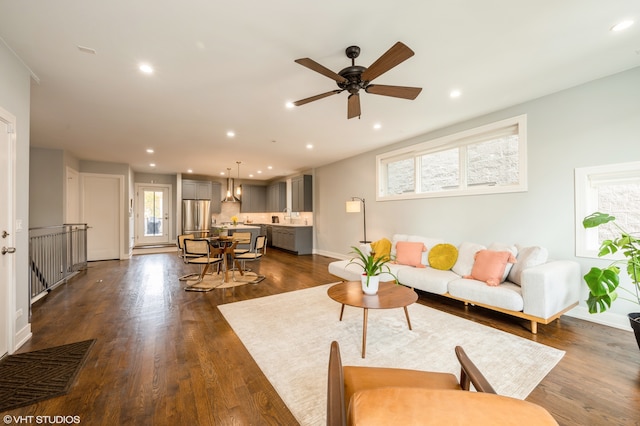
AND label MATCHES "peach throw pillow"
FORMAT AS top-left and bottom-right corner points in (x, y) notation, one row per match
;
(464, 250), (517, 286)
(394, 241), (427, 268)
